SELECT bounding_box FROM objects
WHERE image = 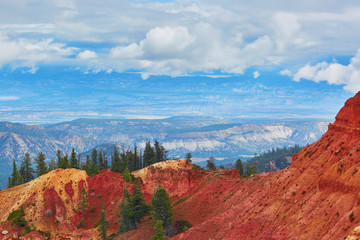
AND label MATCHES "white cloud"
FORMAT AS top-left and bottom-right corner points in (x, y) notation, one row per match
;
(77, 50), (97, 59)
(253, 71), (260, 79)
(0, 96), (20, 101)
(0, 32), (77, 68)
(280, 69), (292, 76)
(293, 49), (360, 92)
(1, 0), (360, 77)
